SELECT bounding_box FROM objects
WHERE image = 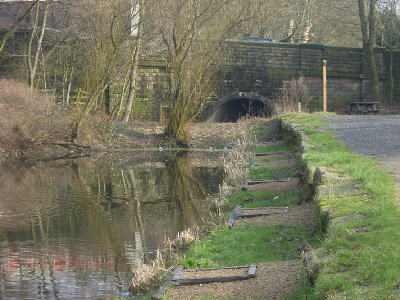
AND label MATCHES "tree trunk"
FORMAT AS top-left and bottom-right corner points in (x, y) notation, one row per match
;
(122, 1), (144, 123)
(357, 0), (381, 102)
(165, 101), (188, 147)
(27, 1), (40, 87)
(121, 40), (141, 123)
(27, 0), (51, 89)
(367, 0), (380, 102)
